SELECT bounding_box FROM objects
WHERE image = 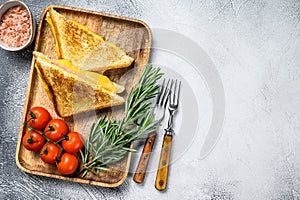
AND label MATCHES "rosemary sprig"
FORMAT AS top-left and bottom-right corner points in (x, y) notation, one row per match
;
(80, 65), (163, 177)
